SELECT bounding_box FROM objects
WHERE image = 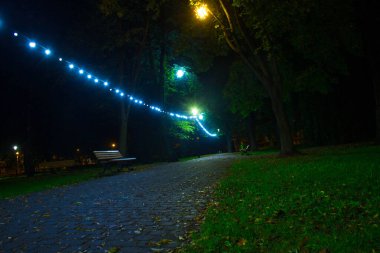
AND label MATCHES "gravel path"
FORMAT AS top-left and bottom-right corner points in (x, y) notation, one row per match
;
(0, 153), (240, 253)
